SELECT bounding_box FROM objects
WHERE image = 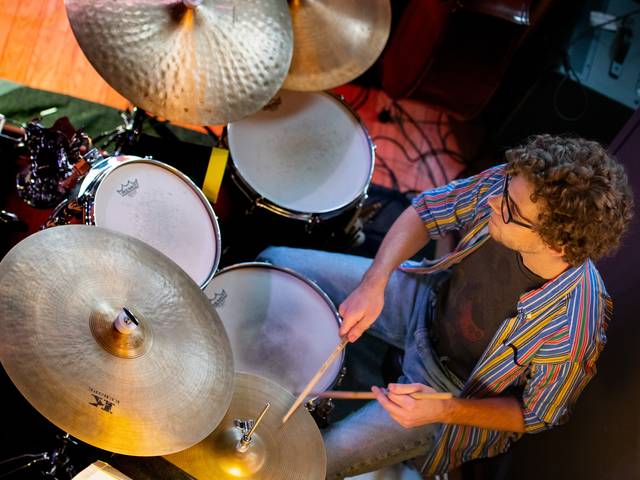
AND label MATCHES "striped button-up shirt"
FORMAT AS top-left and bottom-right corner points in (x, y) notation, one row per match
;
(400, 164), (611, 475)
